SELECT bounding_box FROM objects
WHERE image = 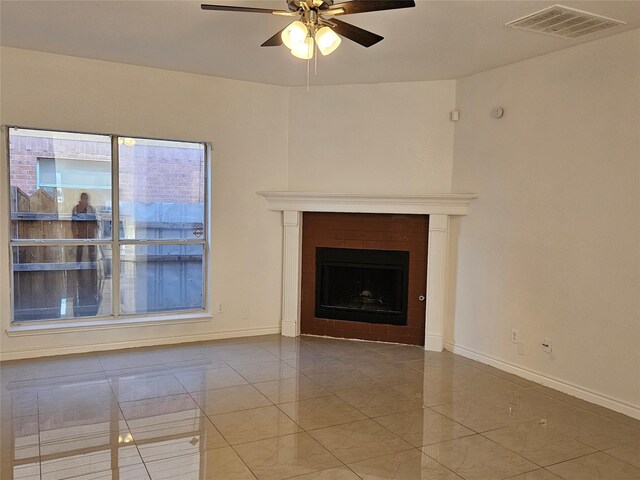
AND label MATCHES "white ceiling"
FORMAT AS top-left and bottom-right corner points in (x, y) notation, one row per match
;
(1, 0), (638, 86)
